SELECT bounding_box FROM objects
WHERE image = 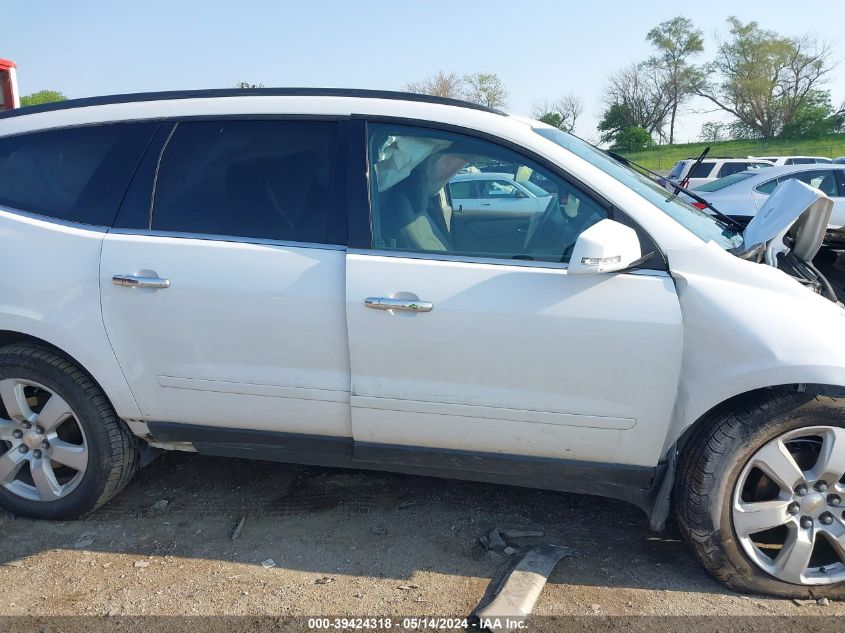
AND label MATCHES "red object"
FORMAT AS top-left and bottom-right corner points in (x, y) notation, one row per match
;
(692, 202), (708, 209)
(0, 59), (18, 111)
